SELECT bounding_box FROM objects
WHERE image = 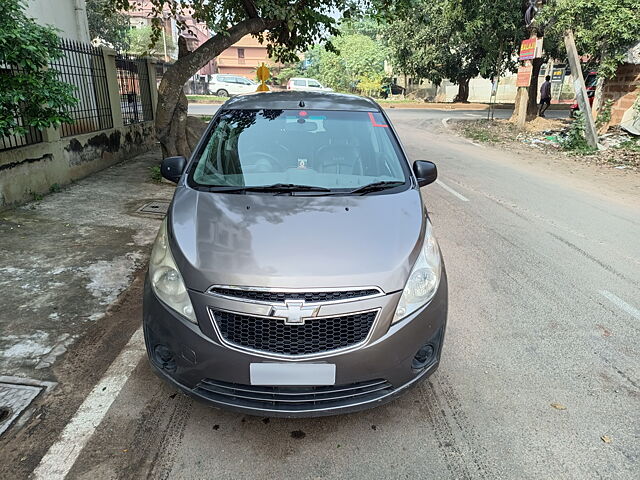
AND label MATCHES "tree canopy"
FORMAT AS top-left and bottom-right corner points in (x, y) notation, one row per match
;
(87, 0), (130, 50)
(383, 0), (525, 97)
(539, 0), (640, 78)
(305, 31), (388, 94)
(127, 26), (176, 59)
(0, 0), (76, 137)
